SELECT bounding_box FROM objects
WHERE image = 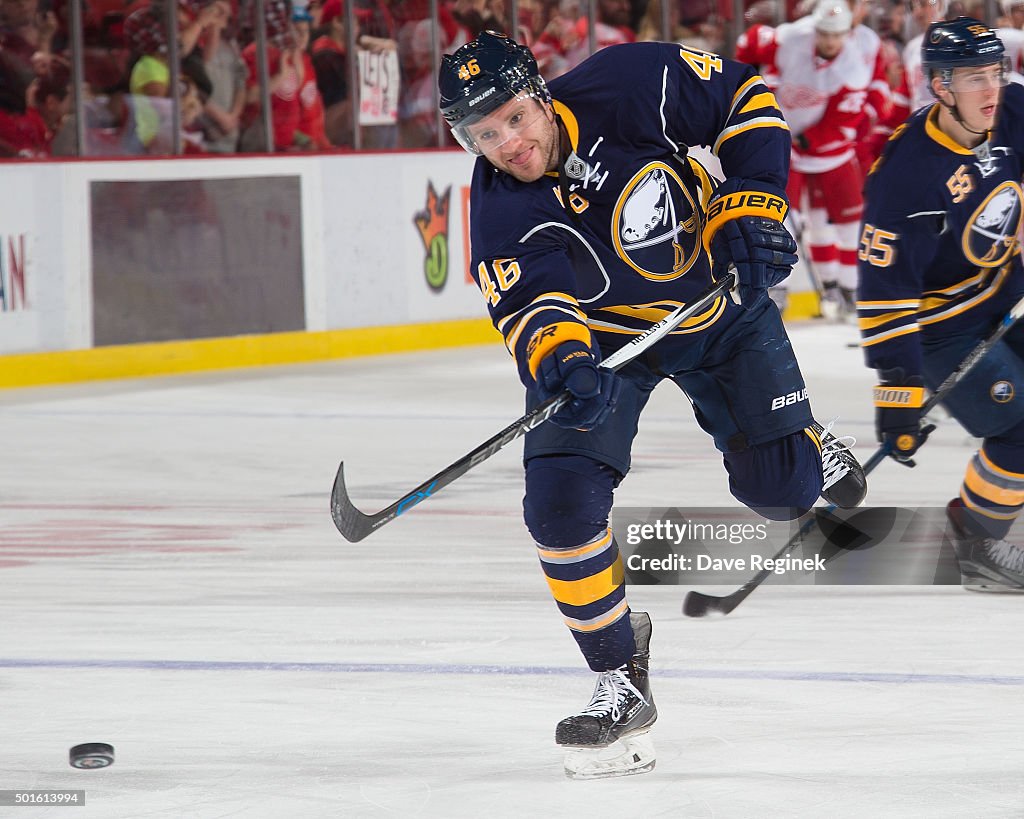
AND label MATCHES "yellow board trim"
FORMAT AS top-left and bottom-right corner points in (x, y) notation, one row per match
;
(781, 291), (820, 322)
(0, 318), (498, 389)
(0, 293), (848, 390)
